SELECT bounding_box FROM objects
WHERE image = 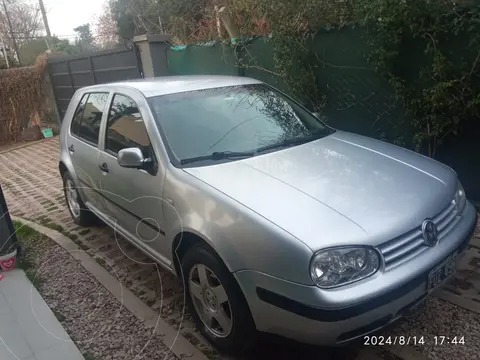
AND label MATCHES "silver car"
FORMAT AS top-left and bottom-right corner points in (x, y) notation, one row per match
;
(59, 76), (477, 352)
